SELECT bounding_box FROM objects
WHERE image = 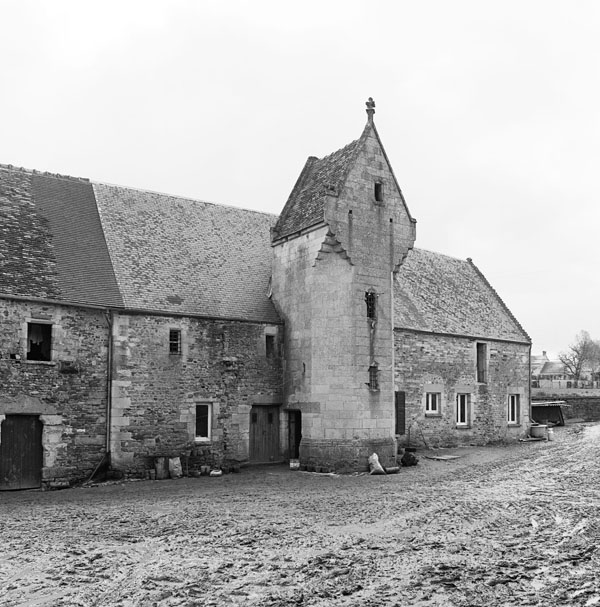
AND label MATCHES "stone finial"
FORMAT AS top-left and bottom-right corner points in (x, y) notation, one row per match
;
(366, 97), (376, 122)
